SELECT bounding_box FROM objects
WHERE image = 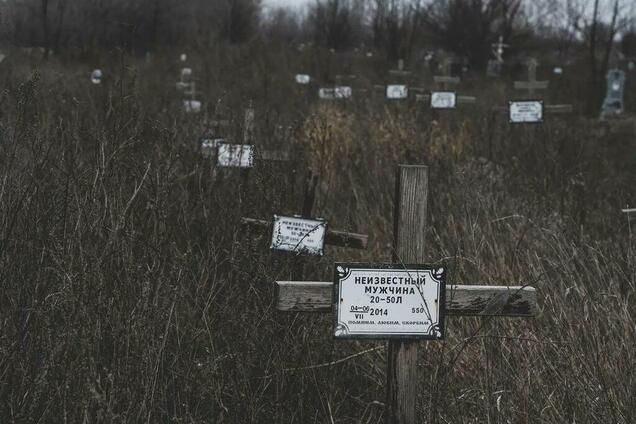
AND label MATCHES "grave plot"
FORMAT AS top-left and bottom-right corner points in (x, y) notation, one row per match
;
(275, 165), (538, 423)
(416, 57), (476, 110)
(371, 59), (416, 101)
(496, 58), (573, 123)
(241, 169), (369, 279)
